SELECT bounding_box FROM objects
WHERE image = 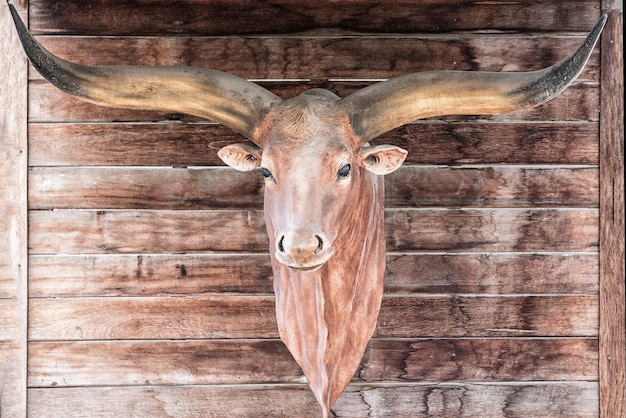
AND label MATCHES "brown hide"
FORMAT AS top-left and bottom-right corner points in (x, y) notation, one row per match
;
(247, 94), (402, 413)
(269, 159), (386, 412)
